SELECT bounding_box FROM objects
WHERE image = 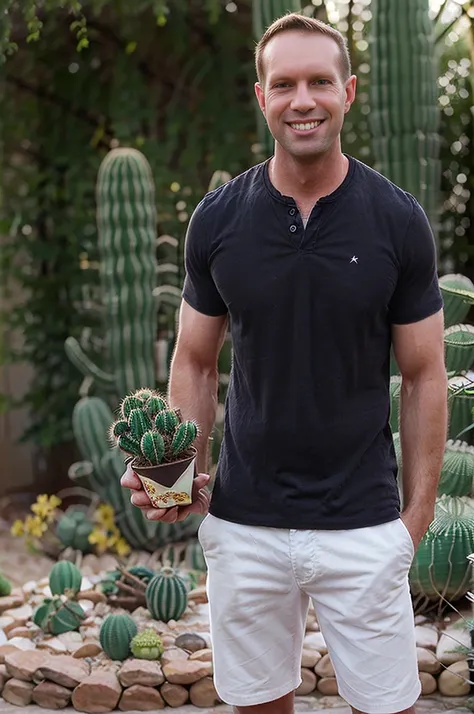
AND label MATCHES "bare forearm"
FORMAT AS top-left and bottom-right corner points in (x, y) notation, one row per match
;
(167, 357), (219, 473)
(399, 371), (447, 518)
